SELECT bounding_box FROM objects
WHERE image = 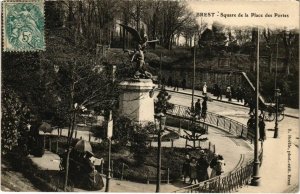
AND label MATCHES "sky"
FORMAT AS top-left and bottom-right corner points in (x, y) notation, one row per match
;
(186, 0), (299, 30)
